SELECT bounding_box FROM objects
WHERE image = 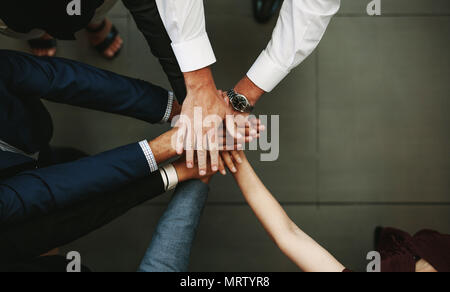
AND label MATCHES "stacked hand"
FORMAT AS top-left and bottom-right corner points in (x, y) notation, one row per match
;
(175, 69), (265, 176)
